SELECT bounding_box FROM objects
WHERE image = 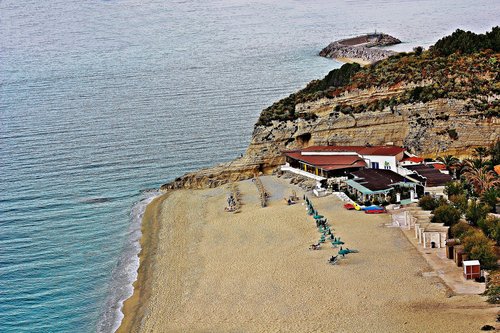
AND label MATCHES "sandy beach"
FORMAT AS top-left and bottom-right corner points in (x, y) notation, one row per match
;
(119, 176), (497, 332)
(335, 57), (371, 66)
